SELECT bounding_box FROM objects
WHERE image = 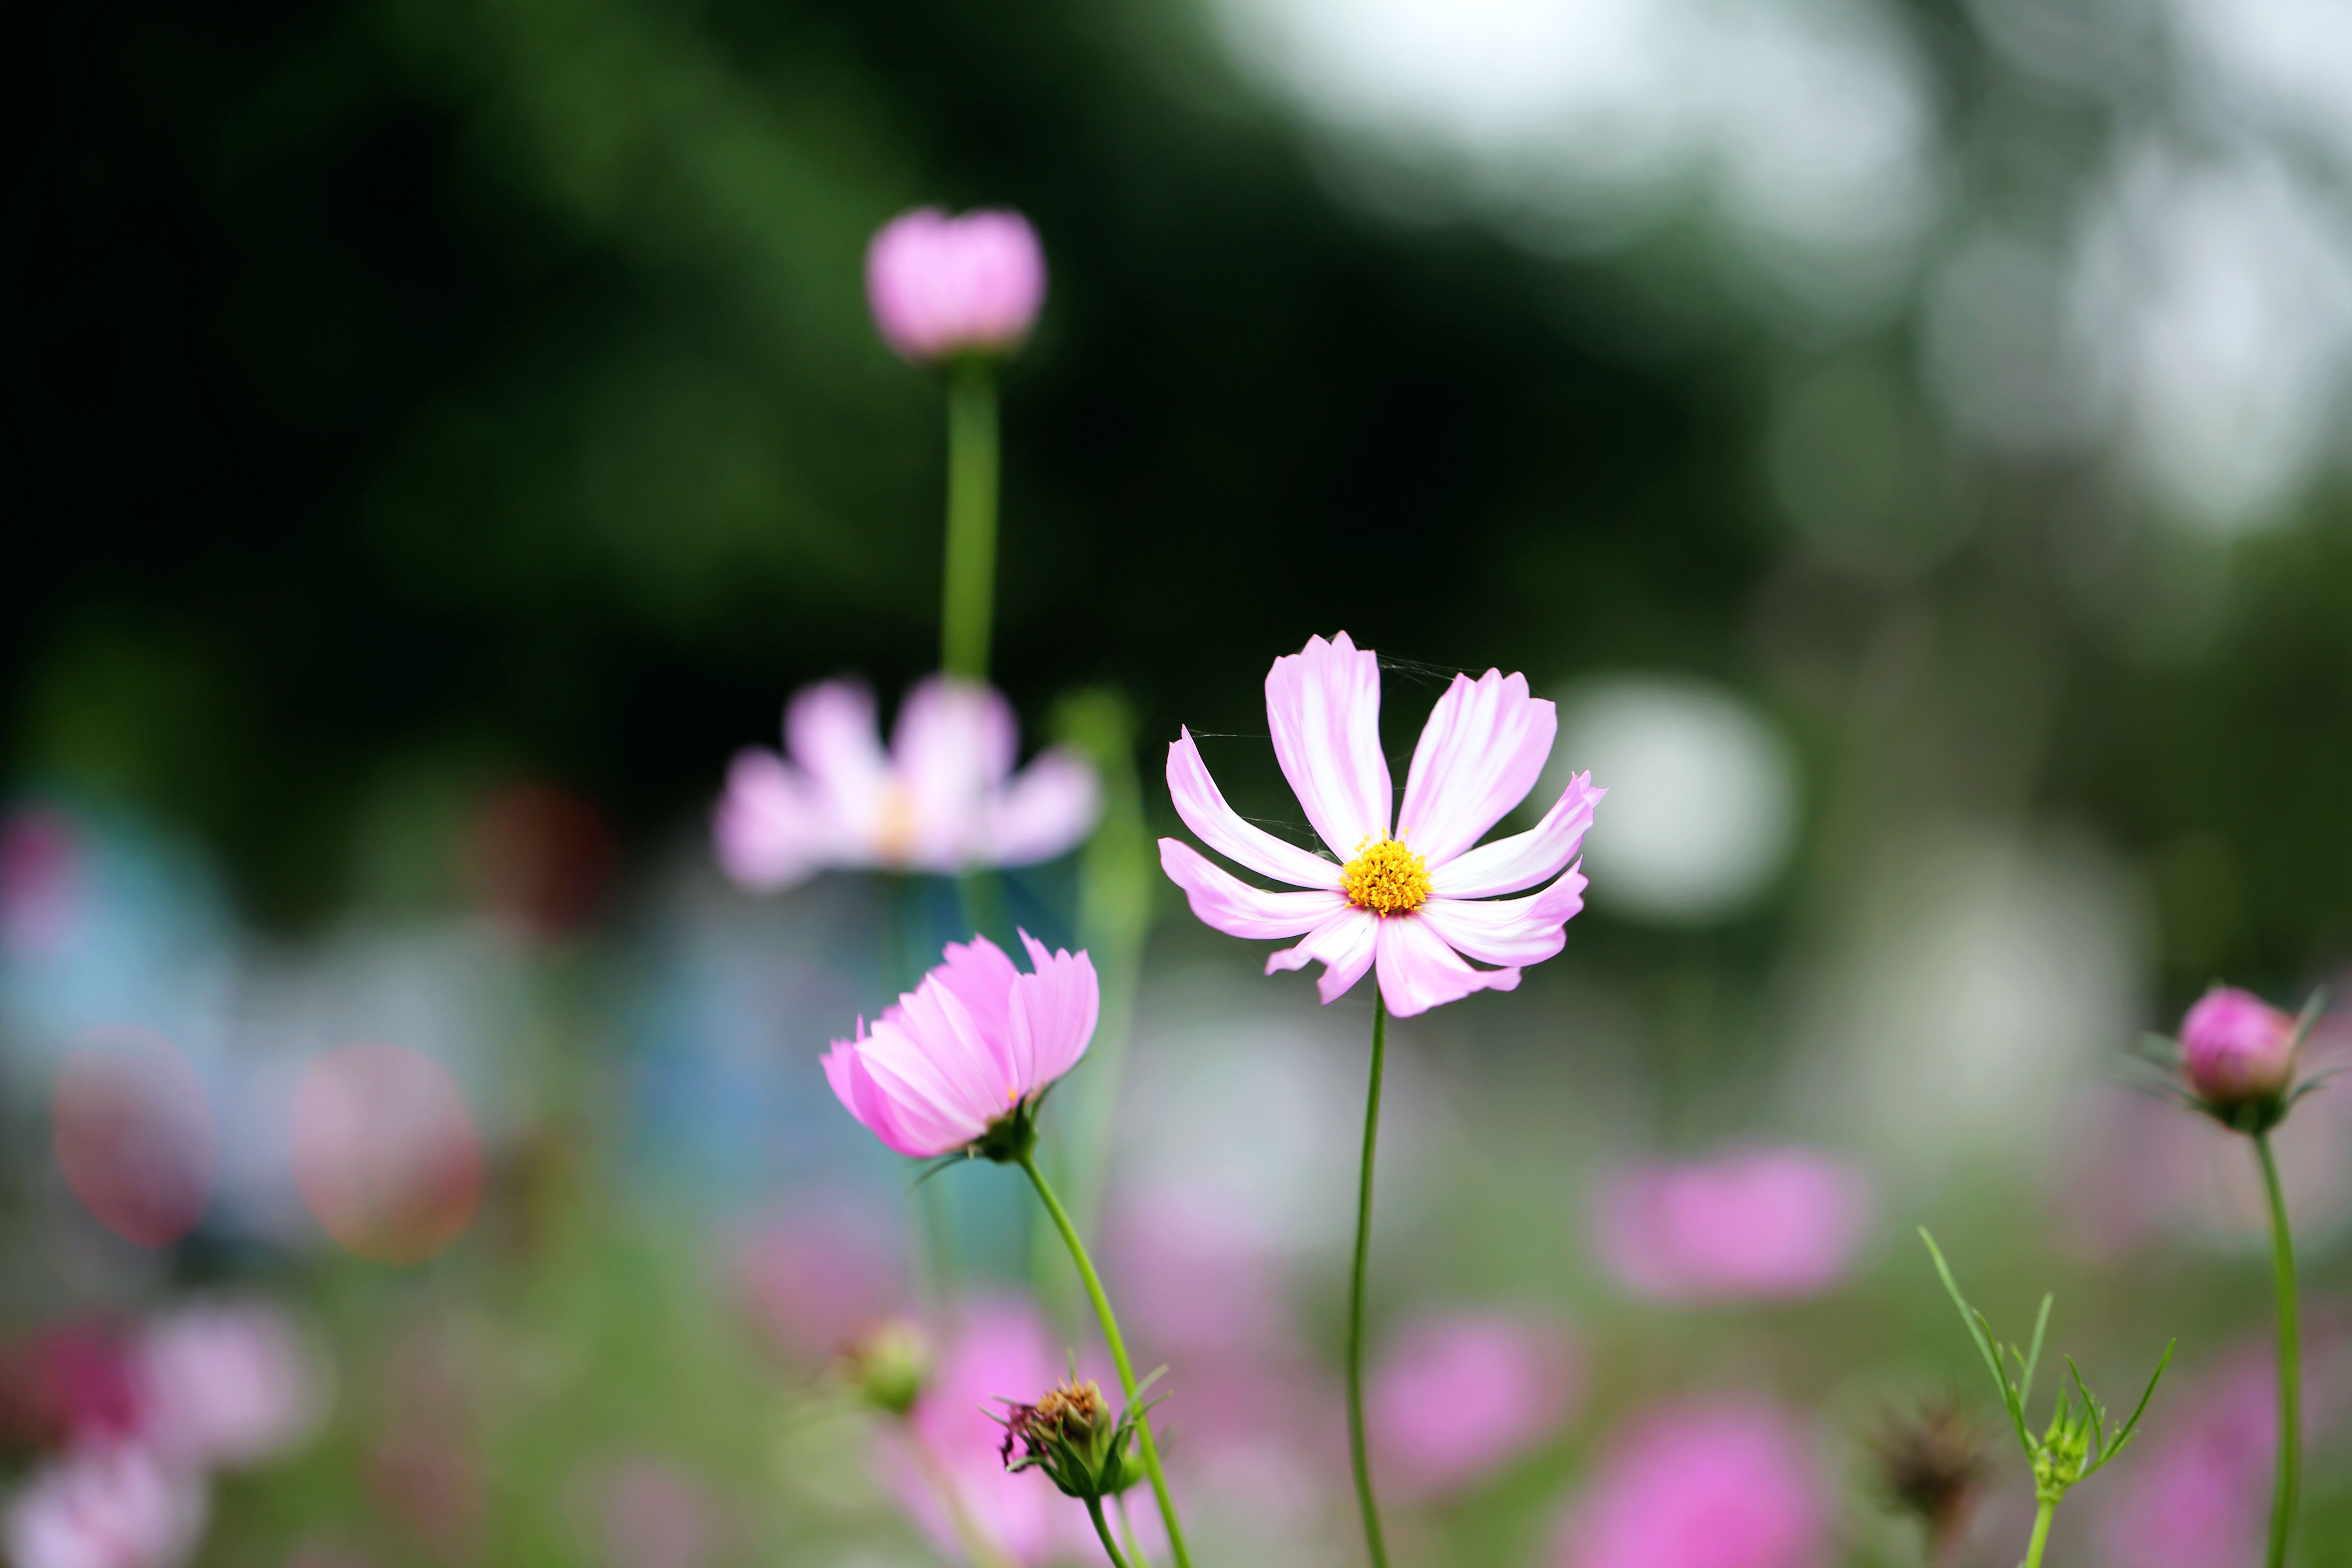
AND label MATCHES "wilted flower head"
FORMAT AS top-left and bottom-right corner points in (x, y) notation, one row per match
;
(1160, 633), (1602, 1017)
(1865, 1395), (1986, 1554)
(4, 1444), (208, 1568)
(866, 208), (1047, 363)
(995, 1374), (1147, 1502)
(841, 1319), (933, 1419)
(1553, 1402), (1830, 1568)
(1595, 1147), (1873, 1303)
(139, 1301), (323, 1470)
(823, 932), (1098, 1160)
(716, 677), (1097, 891)
(1370, 1313), (1577, 1499)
